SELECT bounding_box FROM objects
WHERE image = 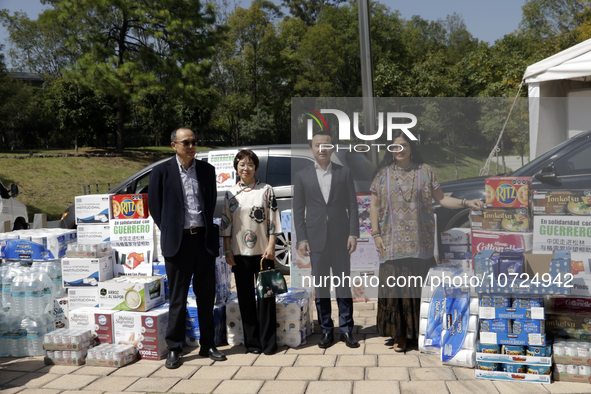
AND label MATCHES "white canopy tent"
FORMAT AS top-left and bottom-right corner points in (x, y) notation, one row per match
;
(524, 39), (591, 158)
